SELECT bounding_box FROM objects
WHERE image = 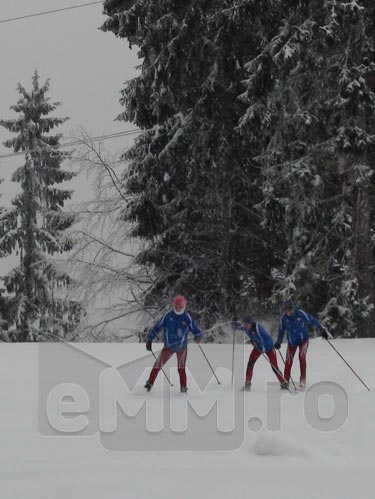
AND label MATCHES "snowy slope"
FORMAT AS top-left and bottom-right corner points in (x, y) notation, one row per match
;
(0, 339), (374, 499)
